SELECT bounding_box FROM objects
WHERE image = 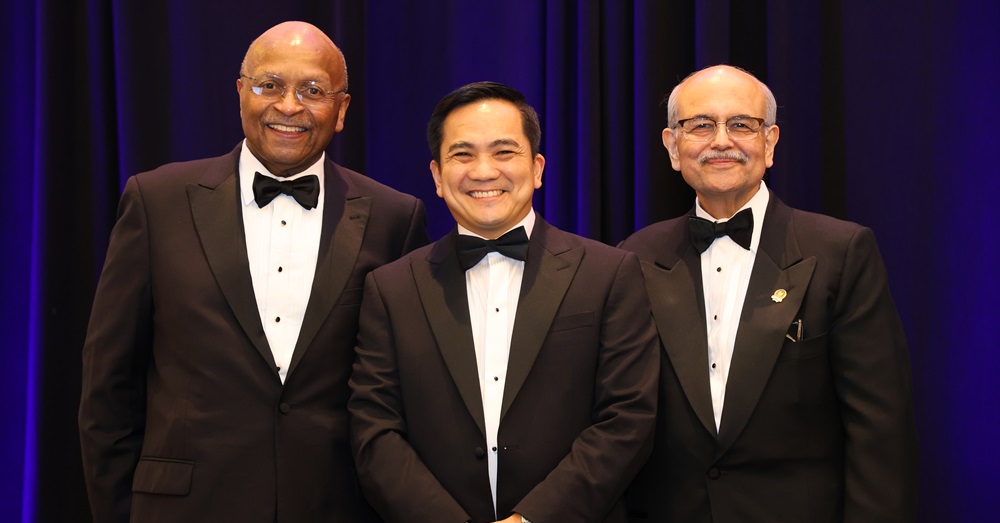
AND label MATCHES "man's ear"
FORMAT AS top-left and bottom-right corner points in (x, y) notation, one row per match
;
(662, 128), (681, 171)
(763, 124), (780, 168)
(532, 154), (545, 189)
(334, 93), (351, 133)
(430, 160), (444, 198)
